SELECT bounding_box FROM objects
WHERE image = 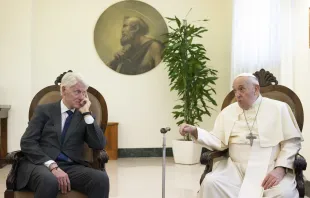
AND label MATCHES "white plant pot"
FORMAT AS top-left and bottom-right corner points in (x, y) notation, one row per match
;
(172, 139), (202, 165)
